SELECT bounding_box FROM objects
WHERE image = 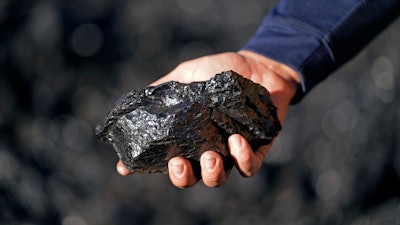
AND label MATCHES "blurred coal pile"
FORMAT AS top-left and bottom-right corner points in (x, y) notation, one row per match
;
(0, 0), (399, 225)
